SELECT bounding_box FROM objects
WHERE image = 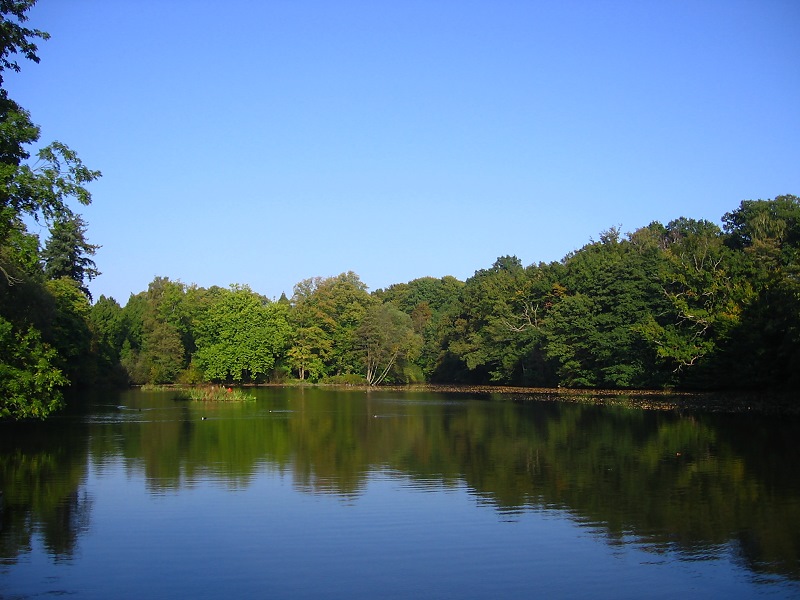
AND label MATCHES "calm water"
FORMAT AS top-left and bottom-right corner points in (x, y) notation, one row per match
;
(1, 387), (799, 599)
